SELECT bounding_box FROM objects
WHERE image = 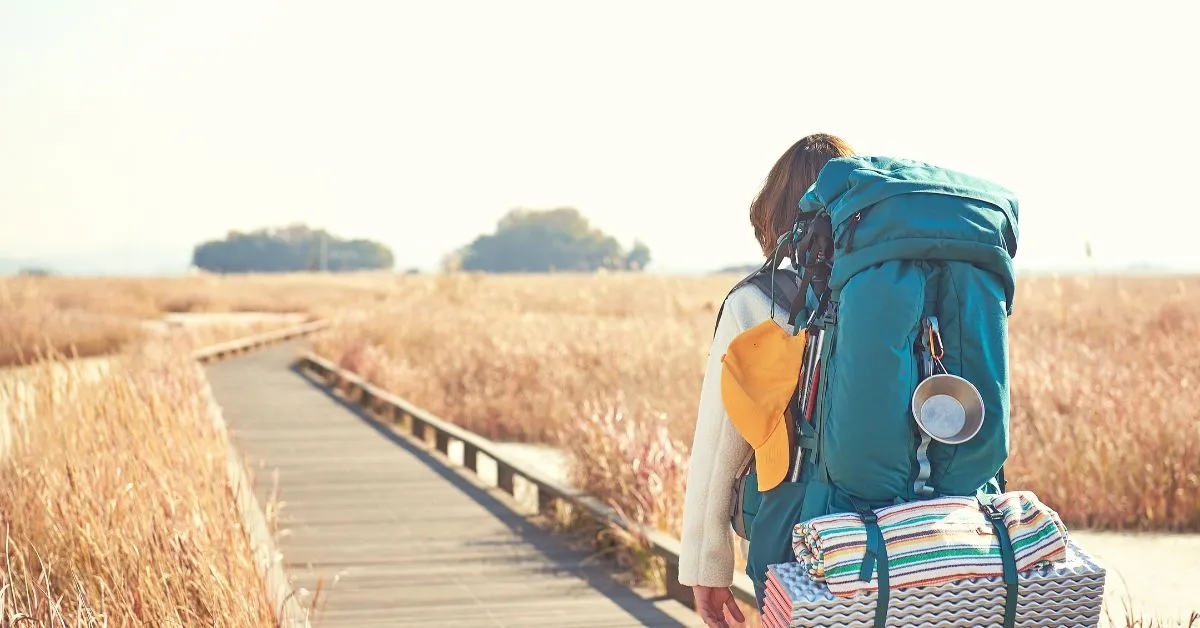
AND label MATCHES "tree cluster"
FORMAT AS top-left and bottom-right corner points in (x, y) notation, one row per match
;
(192, 224), (394, 273)
(448, 207), (651, 273)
